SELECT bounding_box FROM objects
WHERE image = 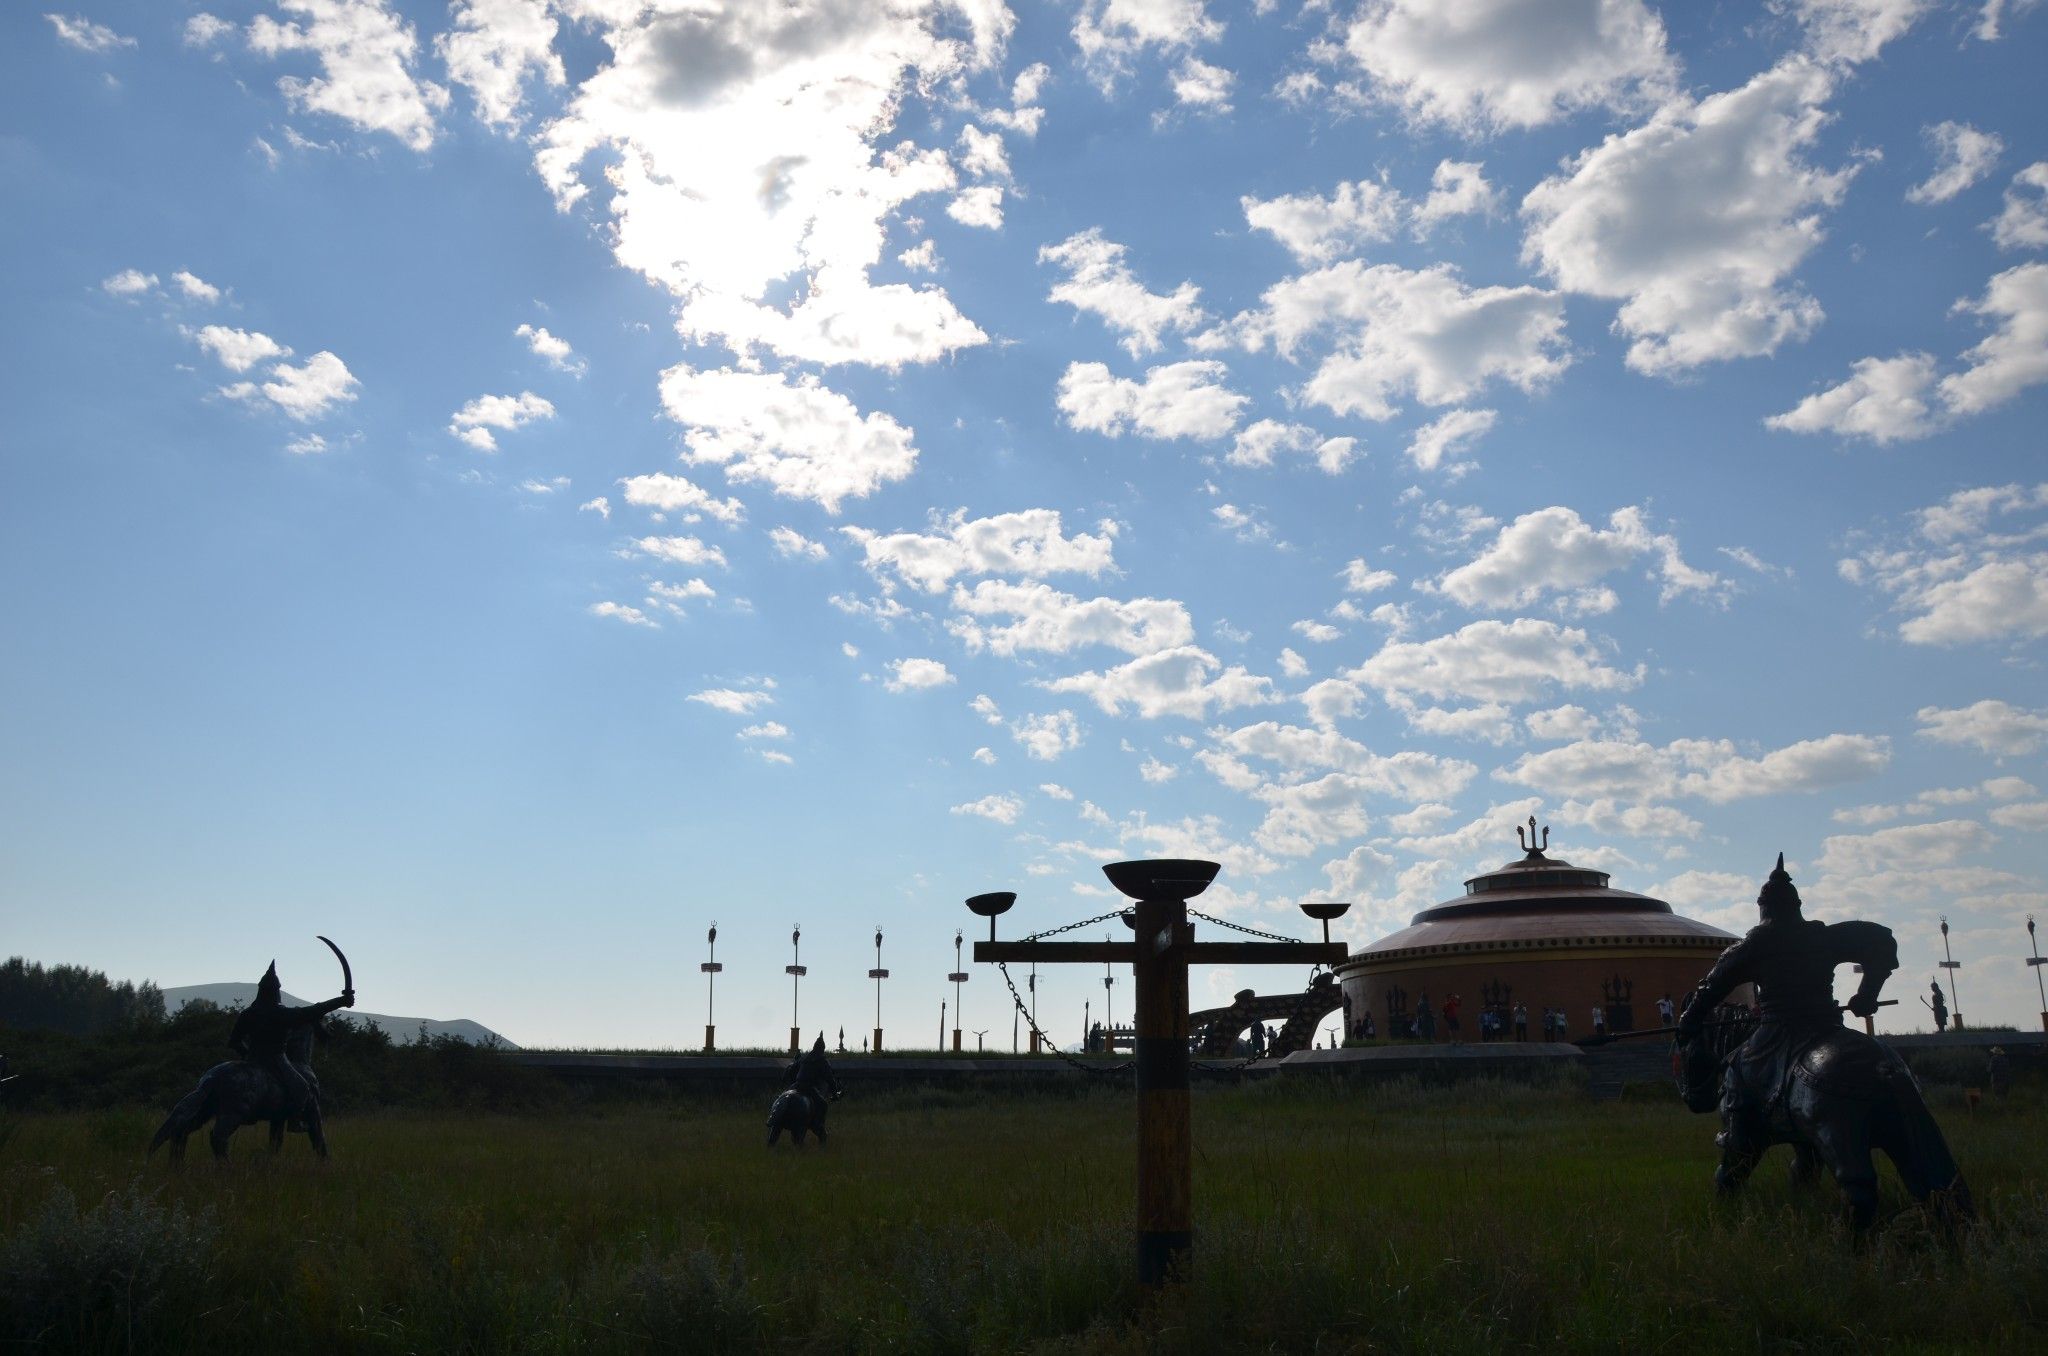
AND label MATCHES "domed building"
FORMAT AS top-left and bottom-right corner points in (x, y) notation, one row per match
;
(1335, 818), (1741, 1039)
